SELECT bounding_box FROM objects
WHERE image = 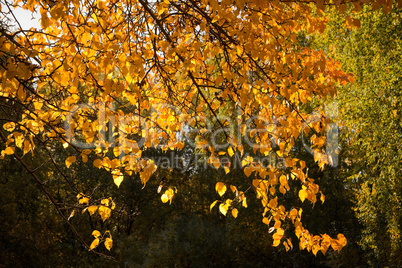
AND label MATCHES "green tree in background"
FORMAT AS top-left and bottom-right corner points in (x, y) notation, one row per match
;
(313, 4), (402, 267)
